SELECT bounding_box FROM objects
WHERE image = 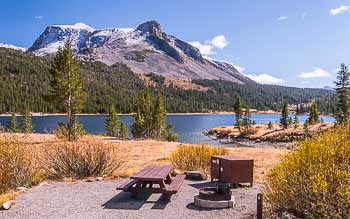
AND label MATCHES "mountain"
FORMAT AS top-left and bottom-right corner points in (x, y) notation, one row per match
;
(0, 43), (26, 52)
(27, 21), (251, 83)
